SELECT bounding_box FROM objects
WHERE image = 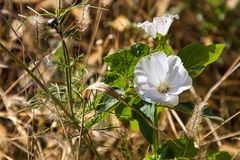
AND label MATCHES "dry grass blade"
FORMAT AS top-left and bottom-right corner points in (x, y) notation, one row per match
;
(4, 58), (43, 95)
(84, 1), (104, 64)
(205, 118), (222, 146)
(203, 110), (240, 141)
(203, 55), (240, 103)
(82, 82), (158, 130)
(201, 55), (240, 140)
(187, 53), (240, 142)
(81, 82), (173, 147)
(170, 109), (188, 135)
(0, 63), (8, 68)
(82, 82), (122, 101)
(166, 109), (179, 138)
(201, 131), (240, 146)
